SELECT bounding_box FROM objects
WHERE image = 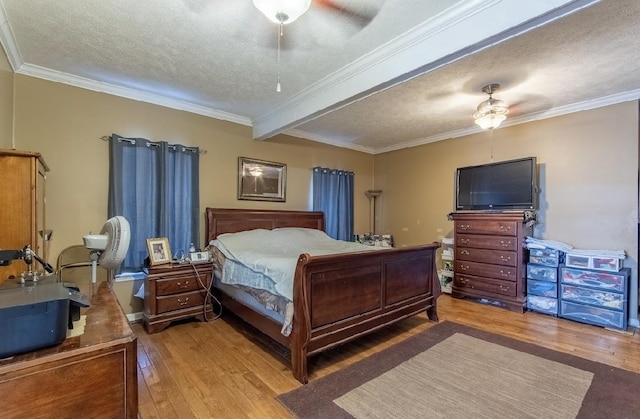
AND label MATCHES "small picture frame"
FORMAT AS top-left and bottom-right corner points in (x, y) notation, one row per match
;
(146, 237), (172, 266)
